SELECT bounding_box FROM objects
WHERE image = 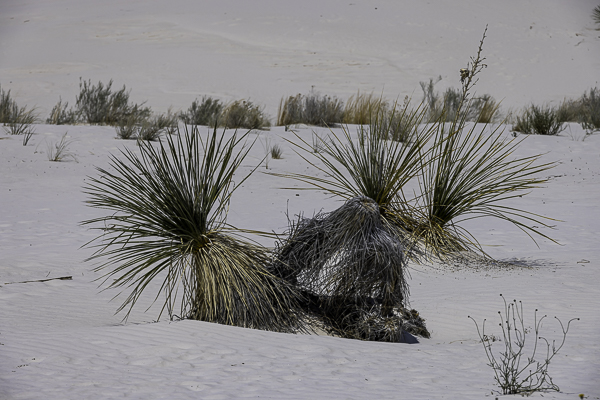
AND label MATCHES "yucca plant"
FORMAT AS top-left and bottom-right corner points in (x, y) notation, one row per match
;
(413, 26), (557, 257)
(274, 101), (432, 215)
(83, 125), (303, 332)
(272, 196), (428, 342)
